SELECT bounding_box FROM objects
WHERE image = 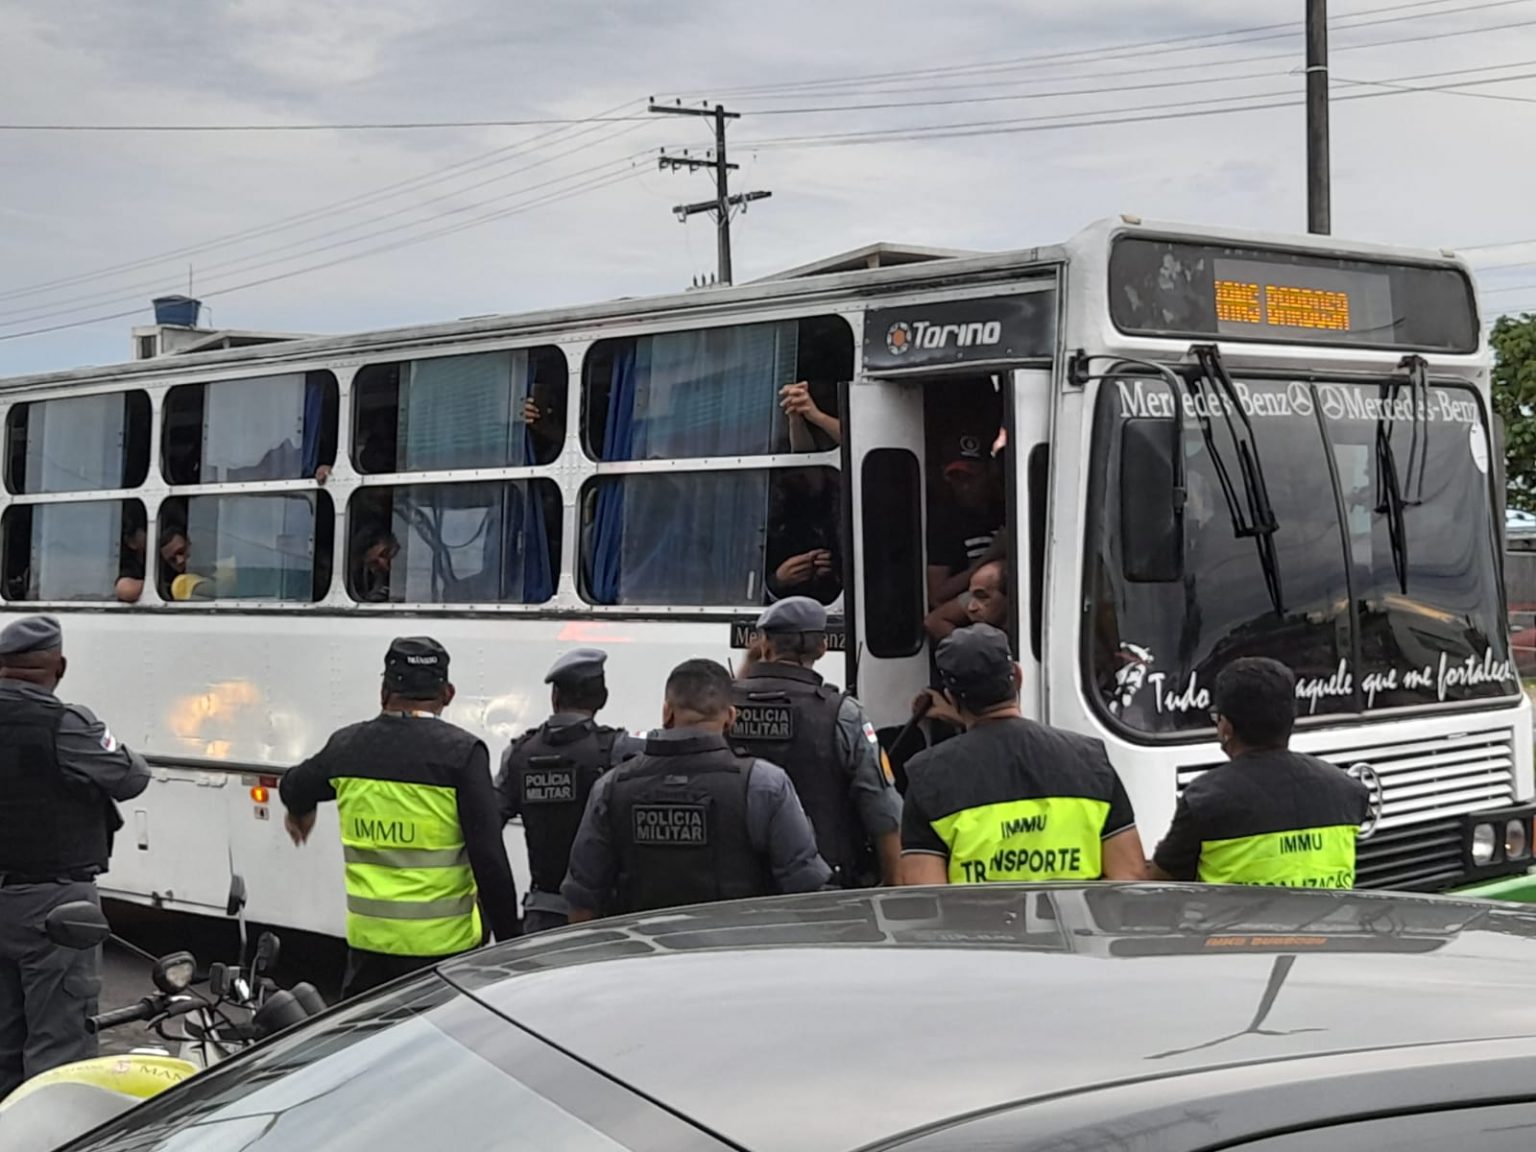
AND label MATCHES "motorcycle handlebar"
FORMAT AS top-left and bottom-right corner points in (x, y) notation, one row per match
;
(89, 995), (202, 1034)
(88, 998), (158, 1033)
